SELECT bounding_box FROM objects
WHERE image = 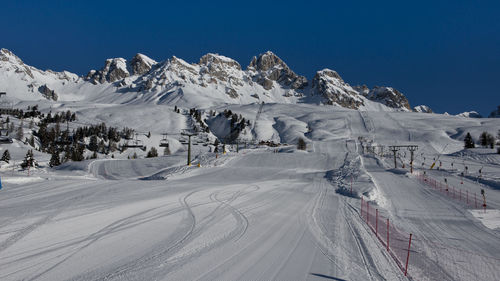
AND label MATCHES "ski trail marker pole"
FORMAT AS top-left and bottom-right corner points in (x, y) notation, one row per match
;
(405, 233), (413, 276)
